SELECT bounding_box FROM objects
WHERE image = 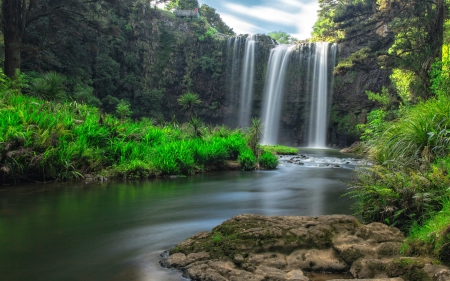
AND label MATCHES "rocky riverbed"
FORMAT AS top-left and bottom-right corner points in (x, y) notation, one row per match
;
(160, 214), (450, 281)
